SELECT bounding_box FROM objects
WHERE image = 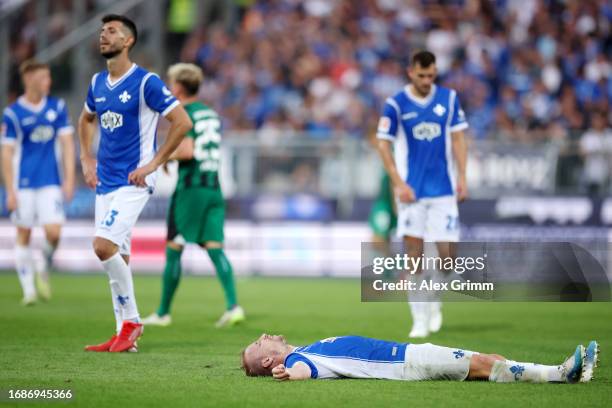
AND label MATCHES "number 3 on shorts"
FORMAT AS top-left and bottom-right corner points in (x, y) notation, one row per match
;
(446, 215), (458, 231)
(103, 209), (119, 227)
